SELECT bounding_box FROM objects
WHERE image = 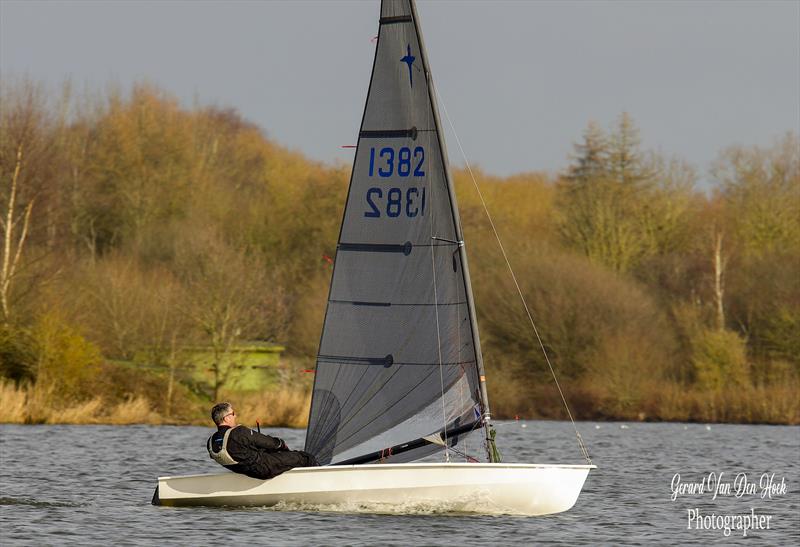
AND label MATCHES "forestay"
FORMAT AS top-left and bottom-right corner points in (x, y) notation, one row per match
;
(304, 0), (491, 466)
